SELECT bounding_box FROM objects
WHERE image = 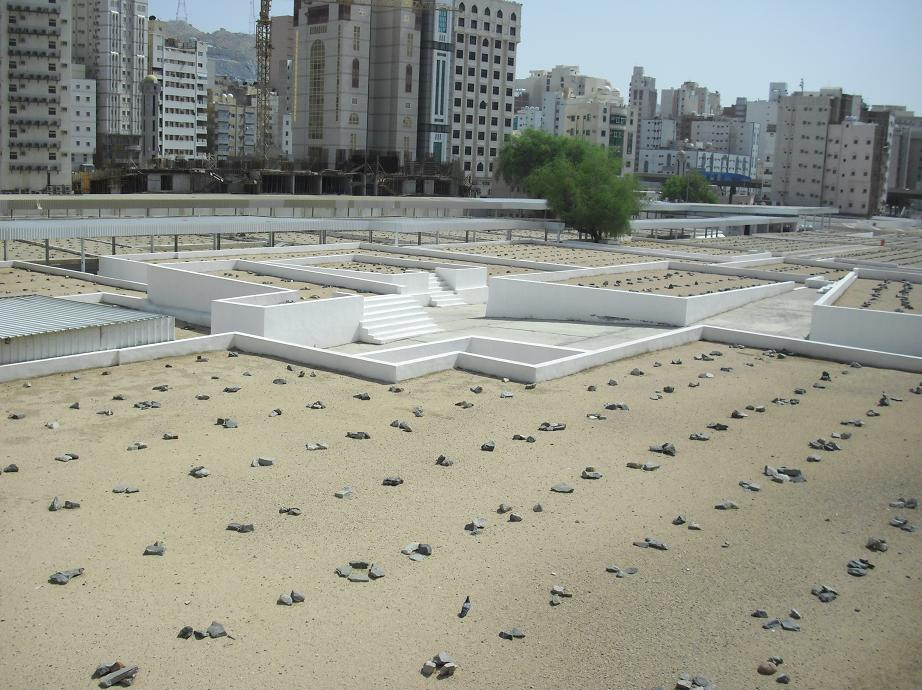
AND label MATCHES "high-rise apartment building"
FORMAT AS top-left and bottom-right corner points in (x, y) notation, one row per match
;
(292, 1), (372, 167)
(450, 0), (522, 193)
(1, 0), (73, 192)
(516, 65), (616, 110)
(72, 0), (149, 165)
(416, 4), (453, 162)
(773, 89), (887, 215)
(660, 81), (721, 119)
(628, 66), (656, 120)
(367, 3), (421, 164)
(147, 18), (209, 161)
(71, 63), (97, 169)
